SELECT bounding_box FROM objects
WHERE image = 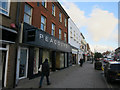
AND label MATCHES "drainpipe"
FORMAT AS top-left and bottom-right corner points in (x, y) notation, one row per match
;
(13, 2), (20, 88)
